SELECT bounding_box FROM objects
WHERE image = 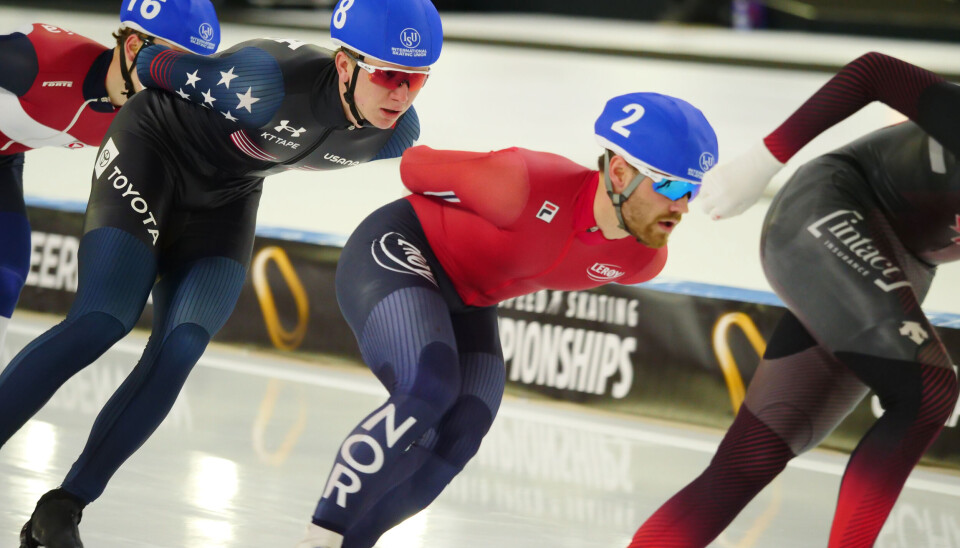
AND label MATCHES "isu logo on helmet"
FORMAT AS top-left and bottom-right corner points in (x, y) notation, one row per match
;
(587, 263), (625, 282)
(400, 28), (421, 49)
(699, 152), (716, 172)
(199, 22), (215, 42)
